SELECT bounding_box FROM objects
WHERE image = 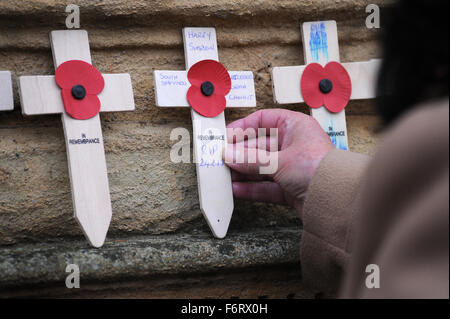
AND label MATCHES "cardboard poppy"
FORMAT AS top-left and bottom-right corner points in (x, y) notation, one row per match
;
(300, 61), (352, 113)
(187, 60), (231, 118)
(55, 60), (105, 120)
